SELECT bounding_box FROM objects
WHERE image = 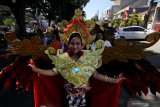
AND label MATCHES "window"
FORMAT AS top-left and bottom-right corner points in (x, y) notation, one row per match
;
(134, 27), (145, 31)
(123, 27), (135, 31)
